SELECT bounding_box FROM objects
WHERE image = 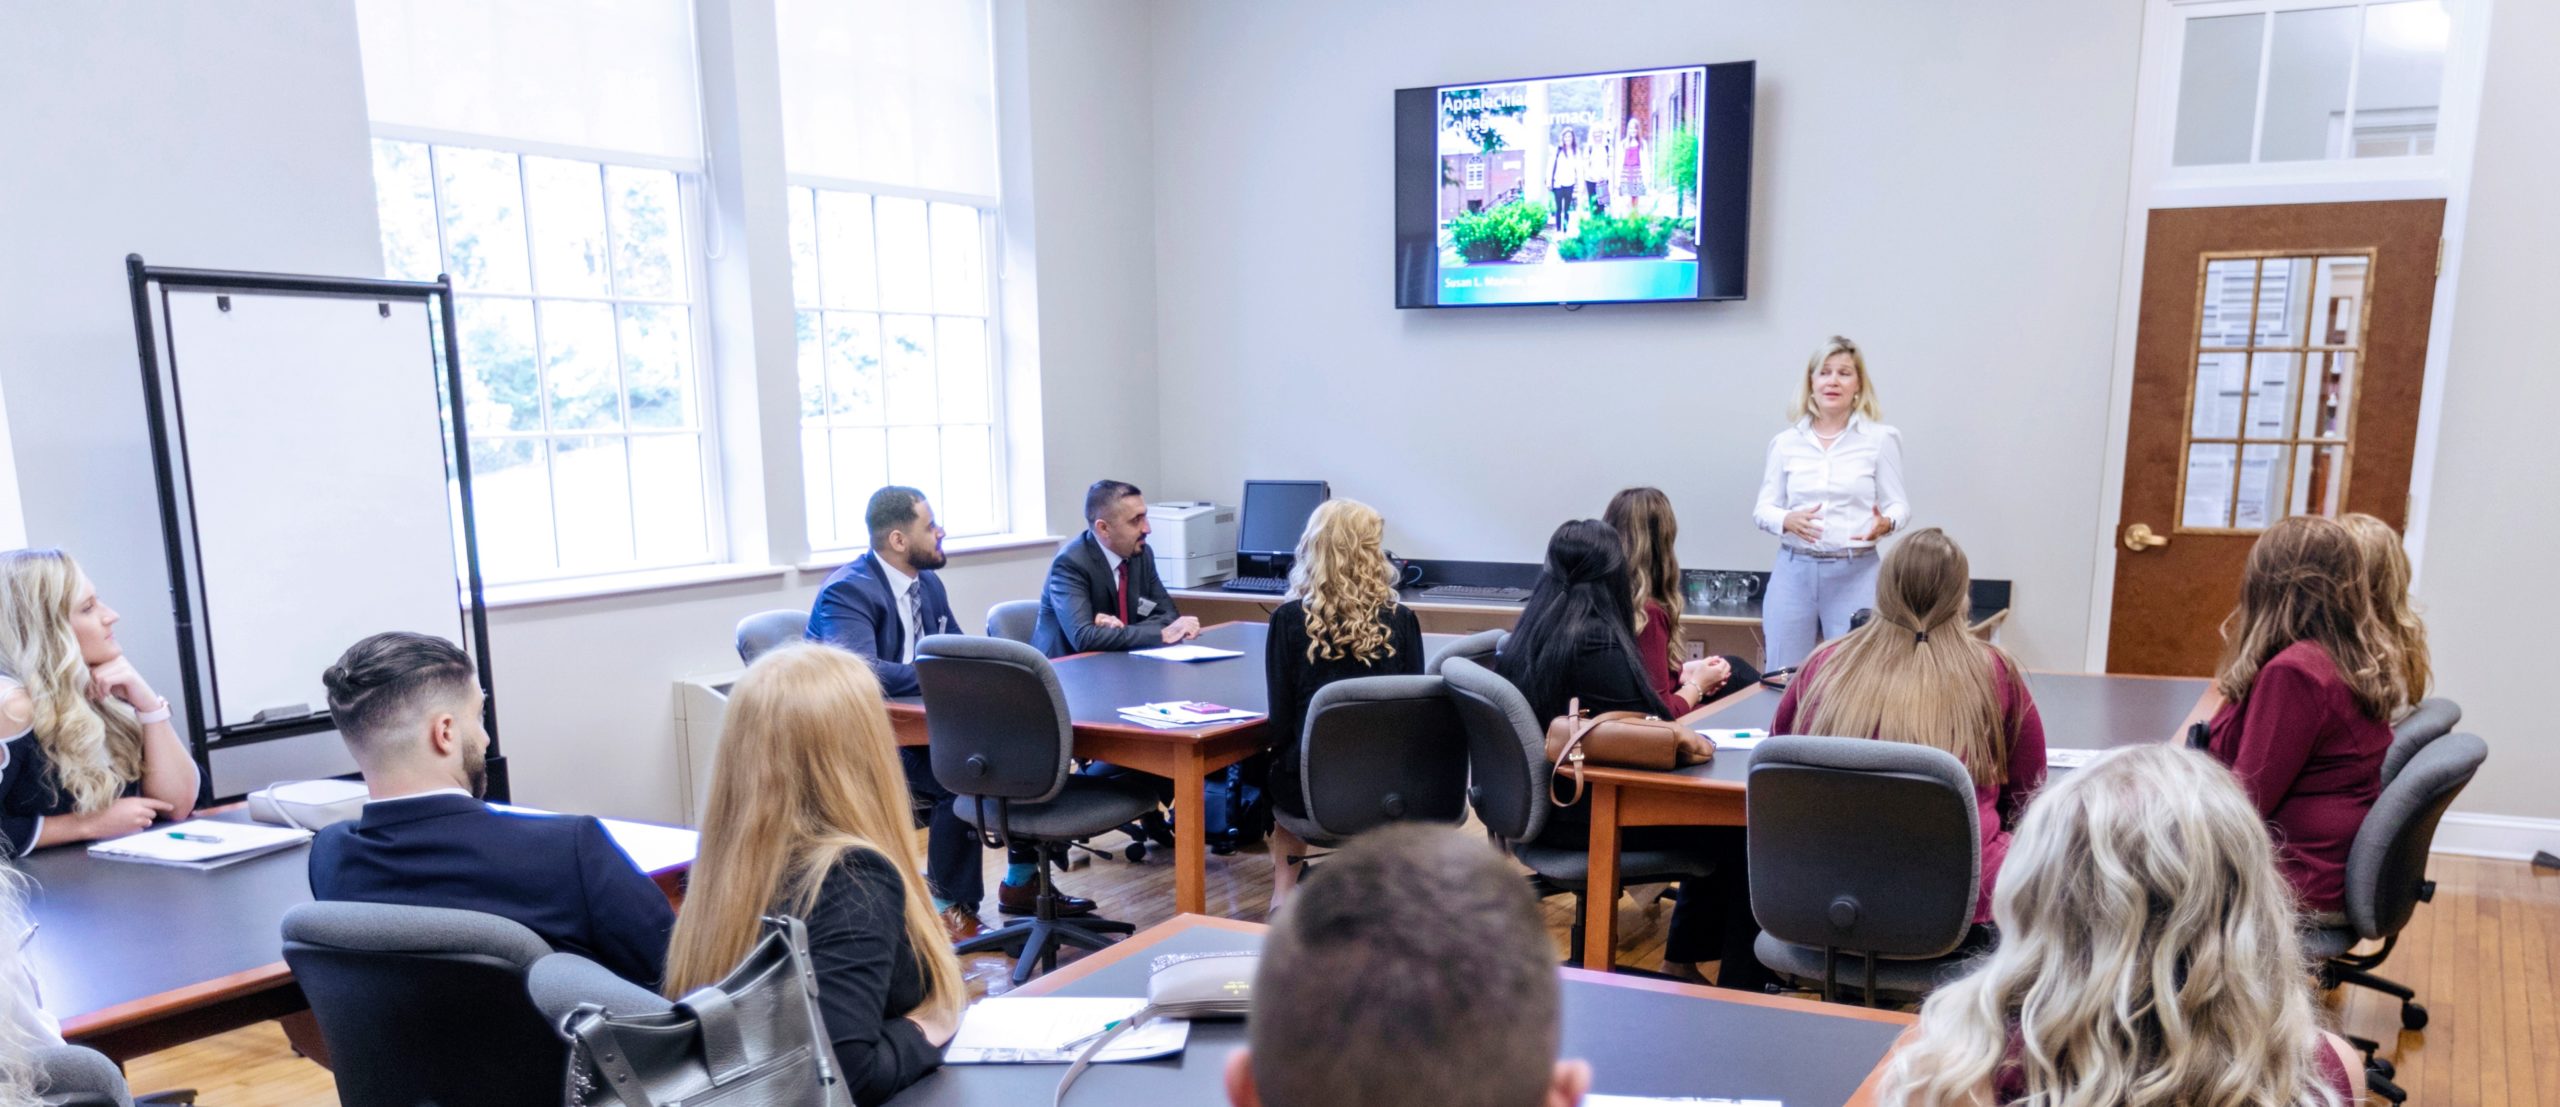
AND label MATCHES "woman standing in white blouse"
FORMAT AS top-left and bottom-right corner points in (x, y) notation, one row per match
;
(1753, 336), (1909, 670)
